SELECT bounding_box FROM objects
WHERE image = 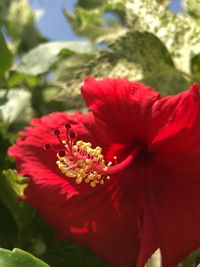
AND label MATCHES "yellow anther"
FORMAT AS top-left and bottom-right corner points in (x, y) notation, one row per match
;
(77, 159), (84, 166)
(76, 140), (83, 146)
(87, 142), (92, 147)
(73, 145), (78, 151)
(56, 139), (111, 188)
(88, 174), (94, 180)
(76, 176), (83, 184)
(85, 178), (90, 183)
(79, 169), (86, 178)
(61, 169), (67, 174)
(90, 181), (96, 187)
(86, 148), (92, 153)
(95, 146), (102, 152)
(86, 159), (92, 164)
(98, 155), (103, 160)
